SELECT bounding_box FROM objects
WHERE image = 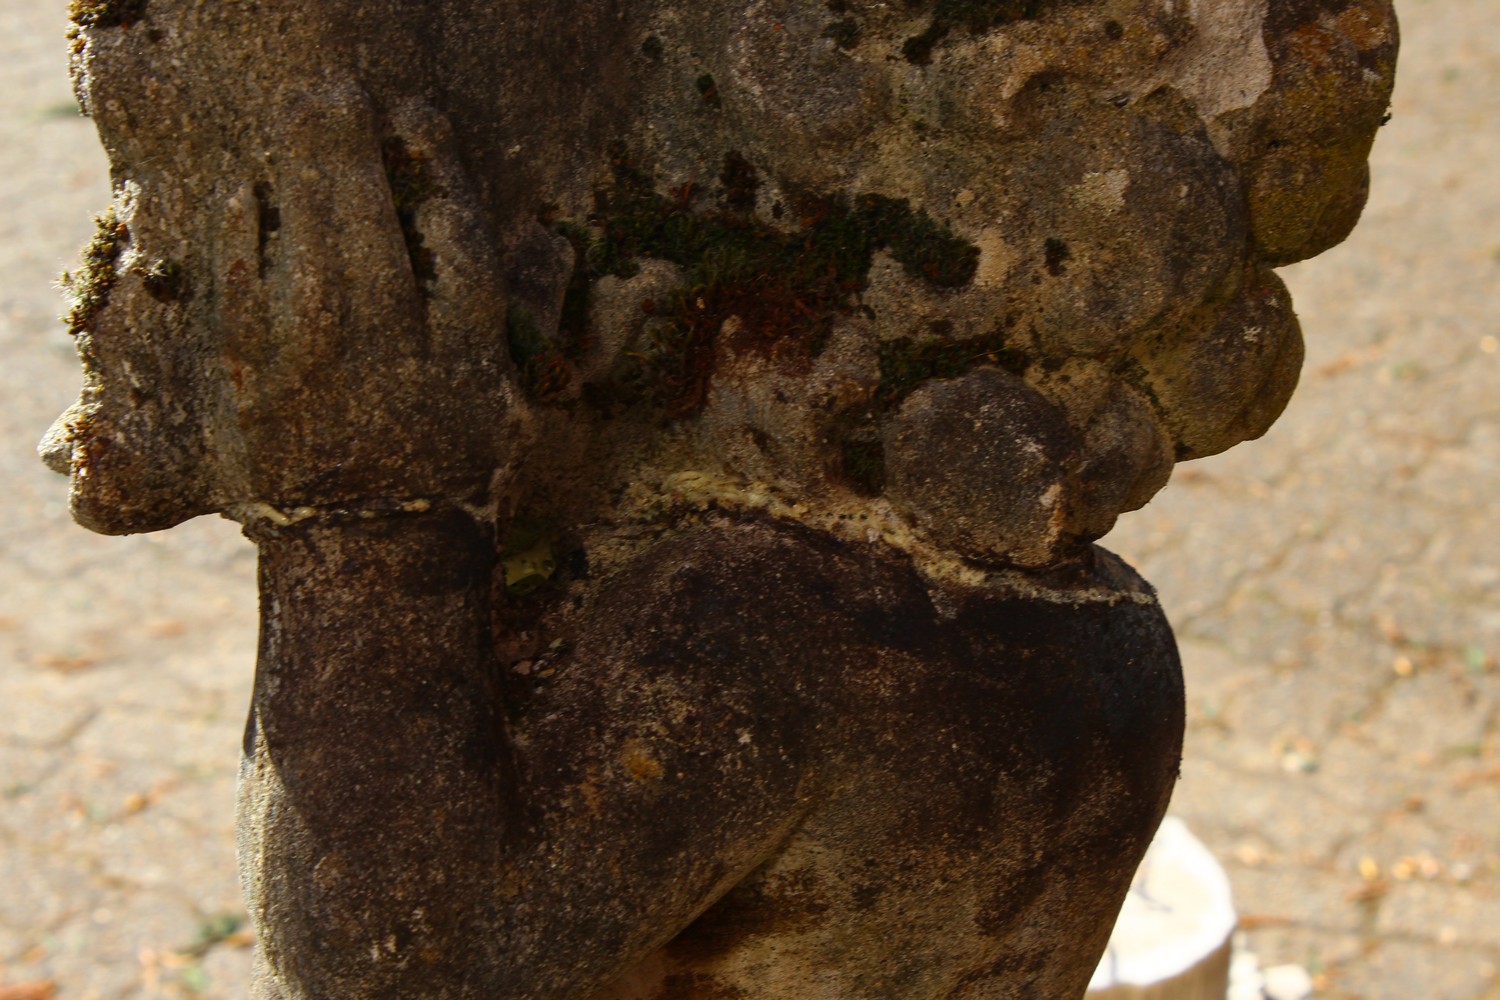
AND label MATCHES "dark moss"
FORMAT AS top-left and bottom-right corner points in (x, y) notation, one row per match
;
(252, 181), (280, 279)
(63, 207), (128, 339)
(827, 328), (1029, 498)
(823, 18), (863, 49)
(656, 974), (751, 1000)
(937, 0), (1053, 30)
(381, 137), (444, 293)
(841, 439), (887, 495)
(902, 0), (1062, 65)
(557, 279), (594, 349)
(696, 74), (722, 108)
(865, 195), (979, 288)
(138, 258), (186, 303)
(553, 219), (602, 350)
(719, 152), (759, 212)
(1043, 237), (1071, 276)
(1112, 354), (1166, 418)
(901, 30), (941, 65)
(563, 147), (979, 417)
(383, 140), (441, 215)
(69, 0), (147, 29)
(875, 333), (1030, 408)
(506, 303), (571, 399)
(505, 303), (547, 368)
